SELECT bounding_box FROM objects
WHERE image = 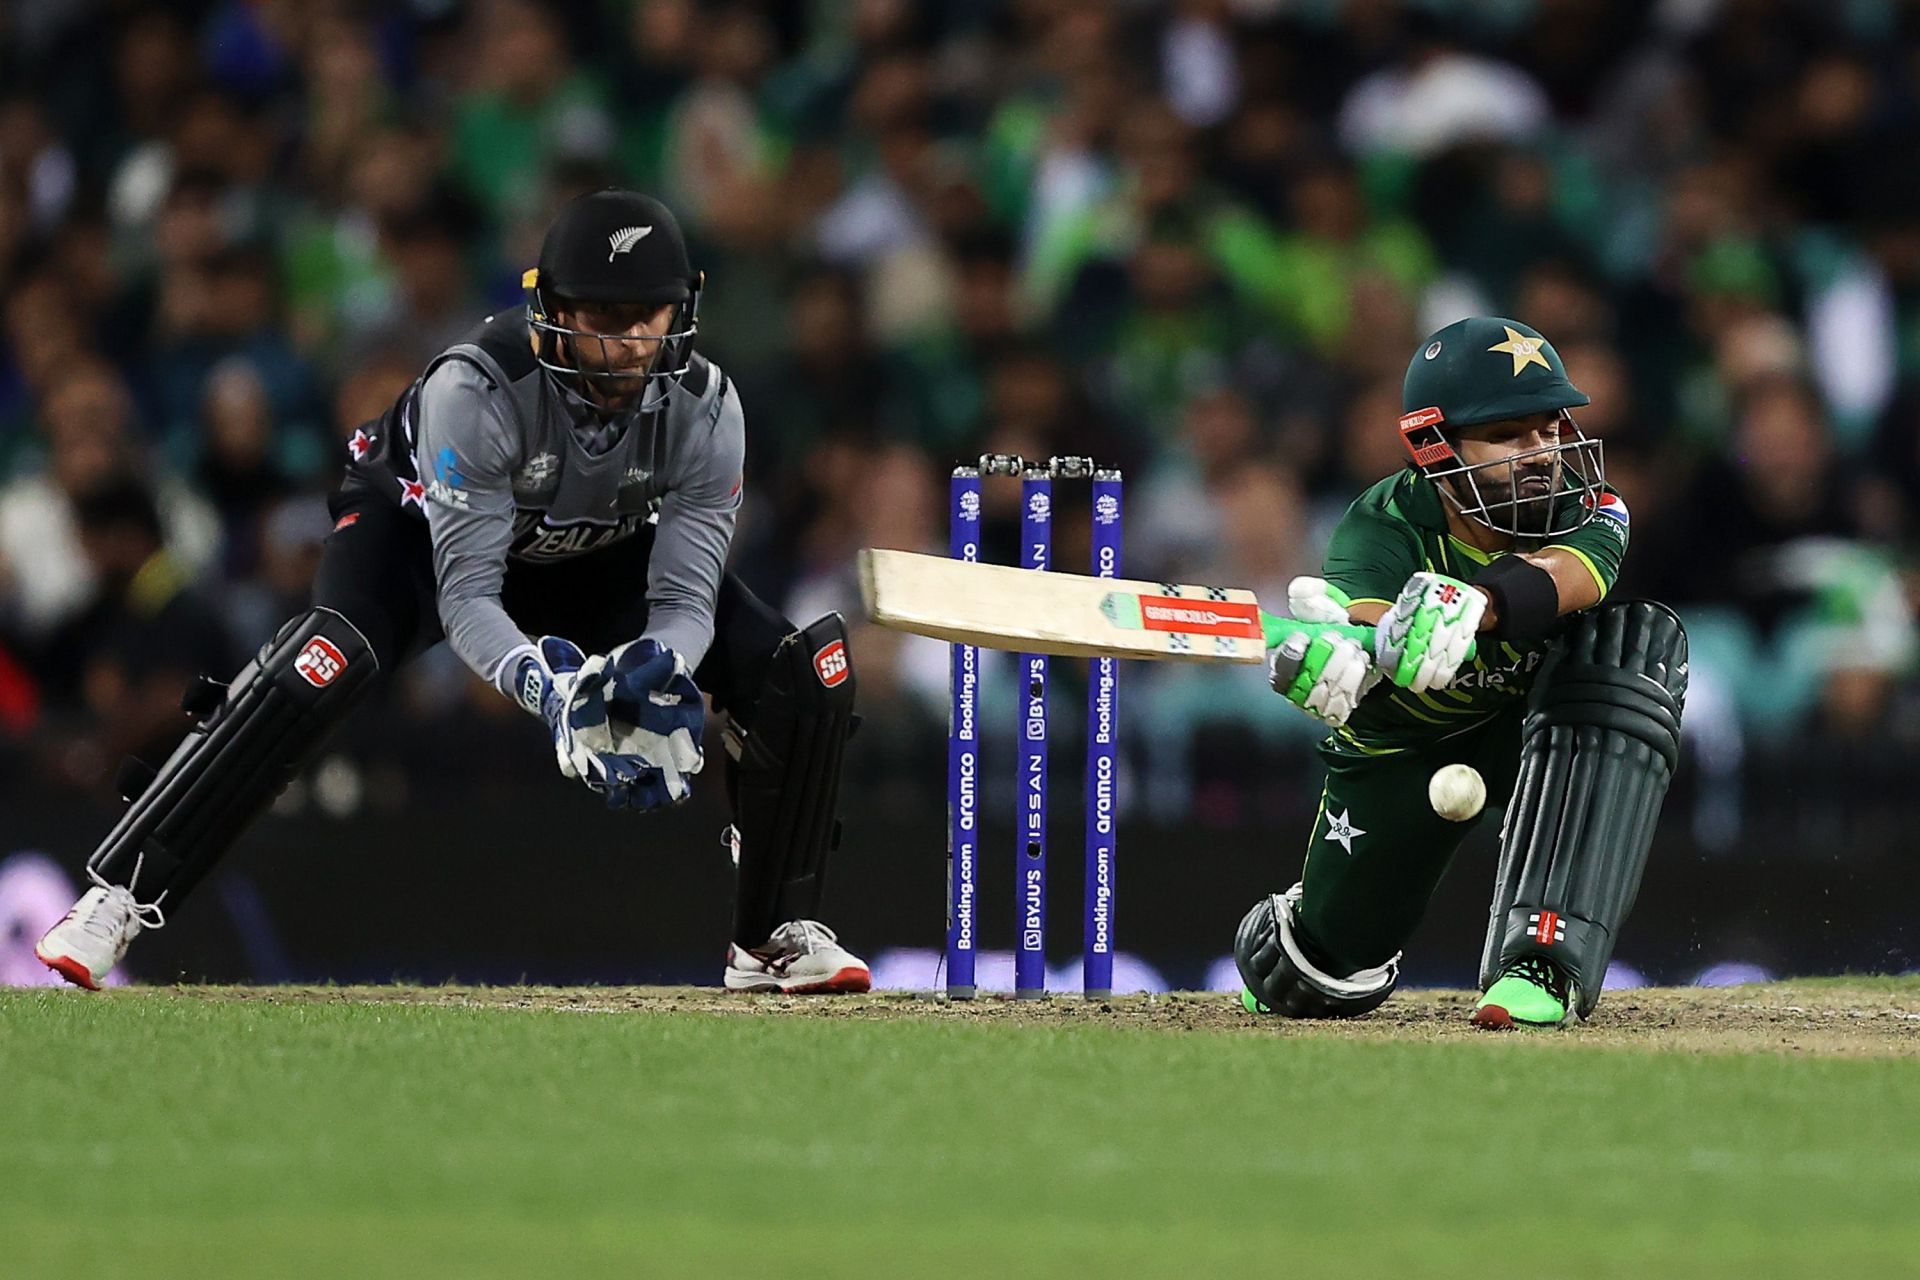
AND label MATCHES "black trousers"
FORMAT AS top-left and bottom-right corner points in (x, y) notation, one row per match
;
(313, 488), (792, 732)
